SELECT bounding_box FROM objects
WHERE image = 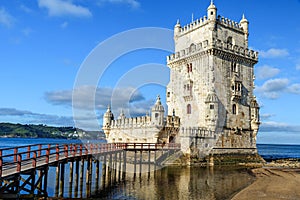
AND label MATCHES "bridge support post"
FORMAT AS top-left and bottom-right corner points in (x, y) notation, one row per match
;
(55, 164), (60, 197)
(80, 159), (84, 198)
(69, 161), (73, 197)
(139, 151), (142, 175)
(59, 163), (65, 197)
(134, 151), (137, 175)
(148, 151), (151, 177)
(113, 152), (117, 183)
(101, 154), (107, 190)
(108, 153), (112, 186)
(122, 151), (126, 180)
(74, 159), (79, 198)
(118, 152), (121, 182)
(95, 159), (100, 191)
